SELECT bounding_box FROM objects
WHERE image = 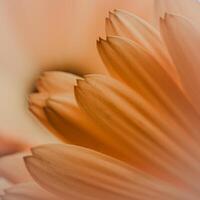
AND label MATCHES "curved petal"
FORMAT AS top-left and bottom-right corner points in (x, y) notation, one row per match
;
(35, 71), (81, 95)
(105, 10), (178, 81)
(160, 14), (200, 114)
(29, 72), (122, 158)
(154, 0), (200, 28)
(0, 153), (31, 183)
(24, 144), (194, 200)
(2, 182), (59, 200)
(75, 75), (200, 193)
